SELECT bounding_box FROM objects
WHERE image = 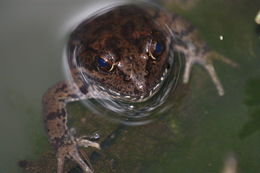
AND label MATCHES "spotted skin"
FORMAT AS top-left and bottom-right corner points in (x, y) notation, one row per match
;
(43, 74), (100, 173)
(67, 4), (171, 100)
(43, 2), (235, 173)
